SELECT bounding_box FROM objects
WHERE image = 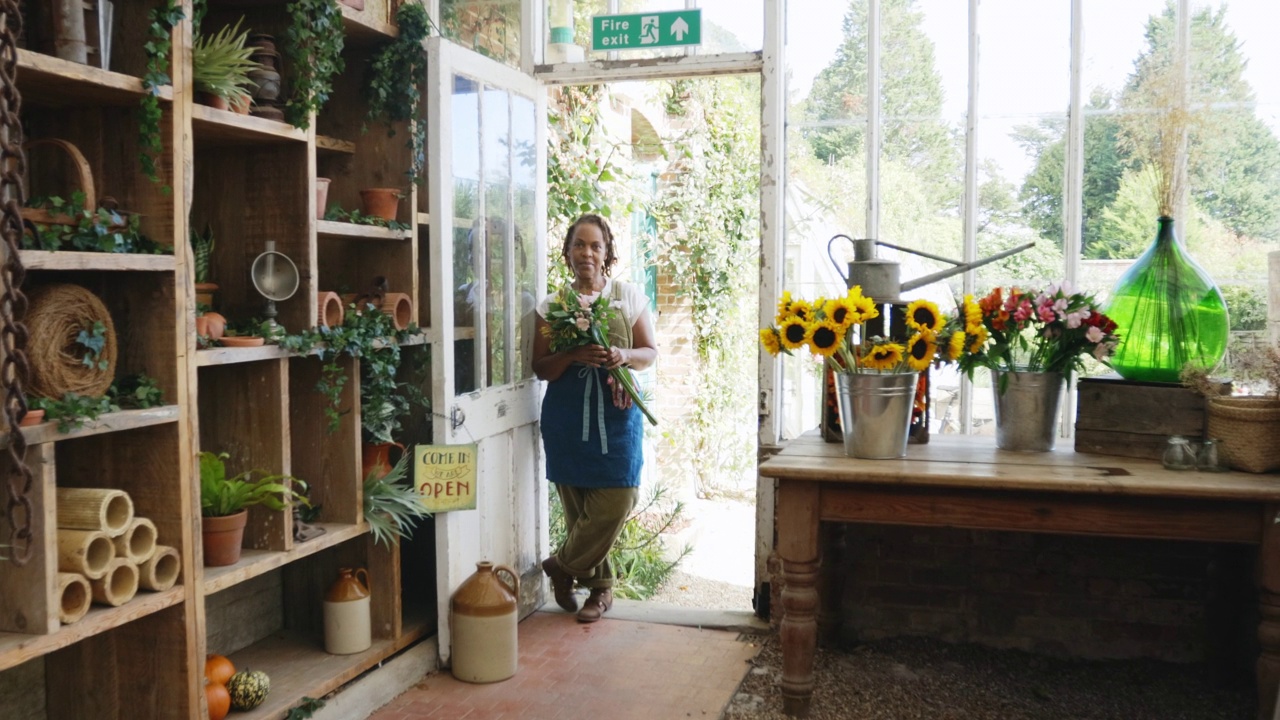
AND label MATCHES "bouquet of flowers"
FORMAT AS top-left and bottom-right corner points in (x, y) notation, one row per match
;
(955, 282), (1120, 379)
(542, 286), (657, 426)
(760, 286), (962, 373)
